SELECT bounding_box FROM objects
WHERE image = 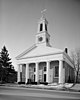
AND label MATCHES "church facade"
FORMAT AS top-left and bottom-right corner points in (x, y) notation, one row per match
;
(16, 15), (75, 84)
